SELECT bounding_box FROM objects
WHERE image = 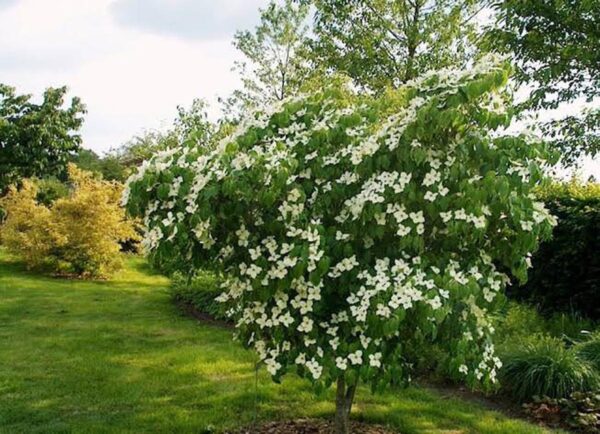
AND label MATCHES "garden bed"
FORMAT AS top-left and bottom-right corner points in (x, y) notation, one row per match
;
(232, 418), (397, 434)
